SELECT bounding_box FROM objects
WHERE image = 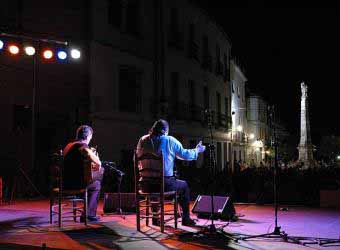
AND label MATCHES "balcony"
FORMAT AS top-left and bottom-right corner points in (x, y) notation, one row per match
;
(168, 102), (187, 120)
(216, 113), (231, 130)
(201, 54), (212, 72)
(215, 60), (223, 76)
(188, 41), (200, 61)
(189, 104), (204, 122)
(224, 67), (230, 82)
